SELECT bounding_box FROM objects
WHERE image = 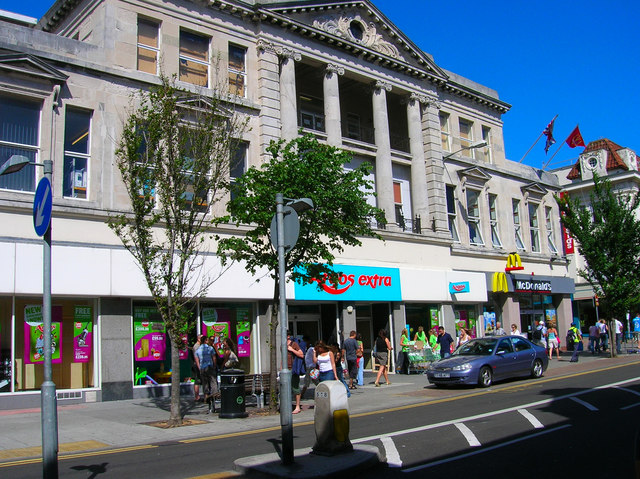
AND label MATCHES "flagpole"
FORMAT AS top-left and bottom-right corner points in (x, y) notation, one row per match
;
(518, 132), (544, 163)
(542, 139), (566, 170)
